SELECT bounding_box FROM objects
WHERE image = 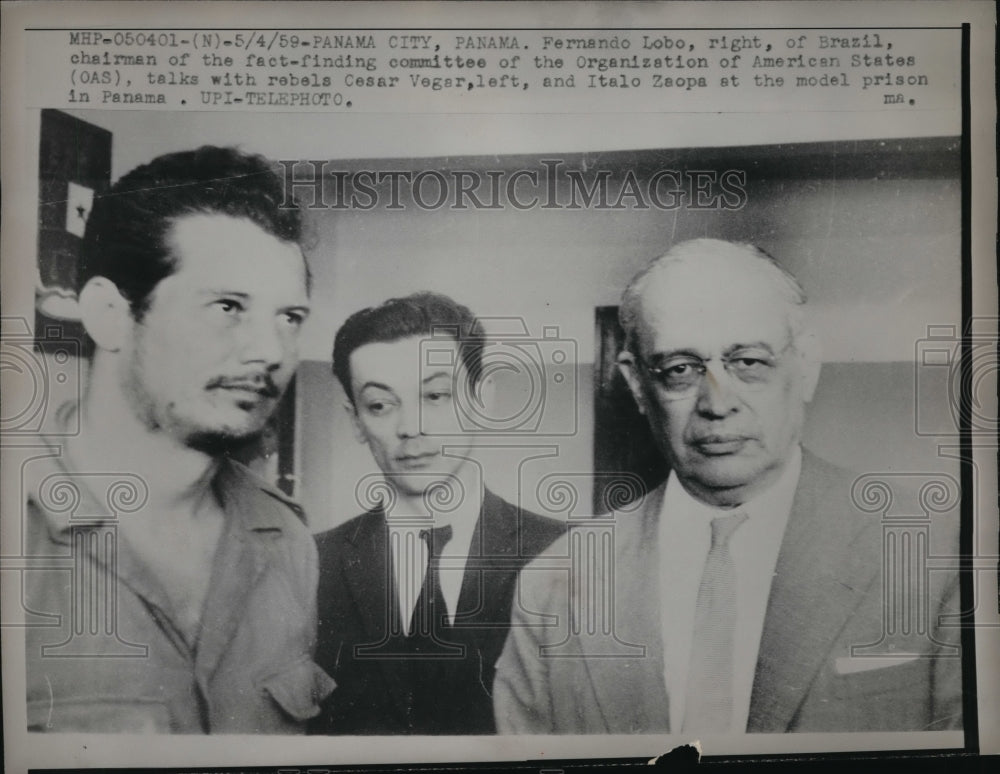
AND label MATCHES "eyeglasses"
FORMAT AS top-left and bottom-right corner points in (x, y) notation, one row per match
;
(634, 342), (793, 400)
